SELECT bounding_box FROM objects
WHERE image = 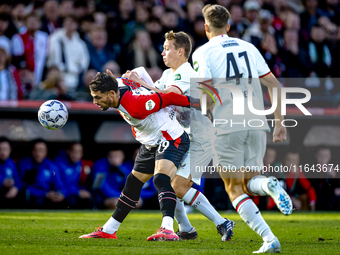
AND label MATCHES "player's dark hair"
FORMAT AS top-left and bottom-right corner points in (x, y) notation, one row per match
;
(202, 4), (230, 29)
(164, 30), (192, 59)
(0, 136), (10, 144)
(89, 73), (119, 93)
